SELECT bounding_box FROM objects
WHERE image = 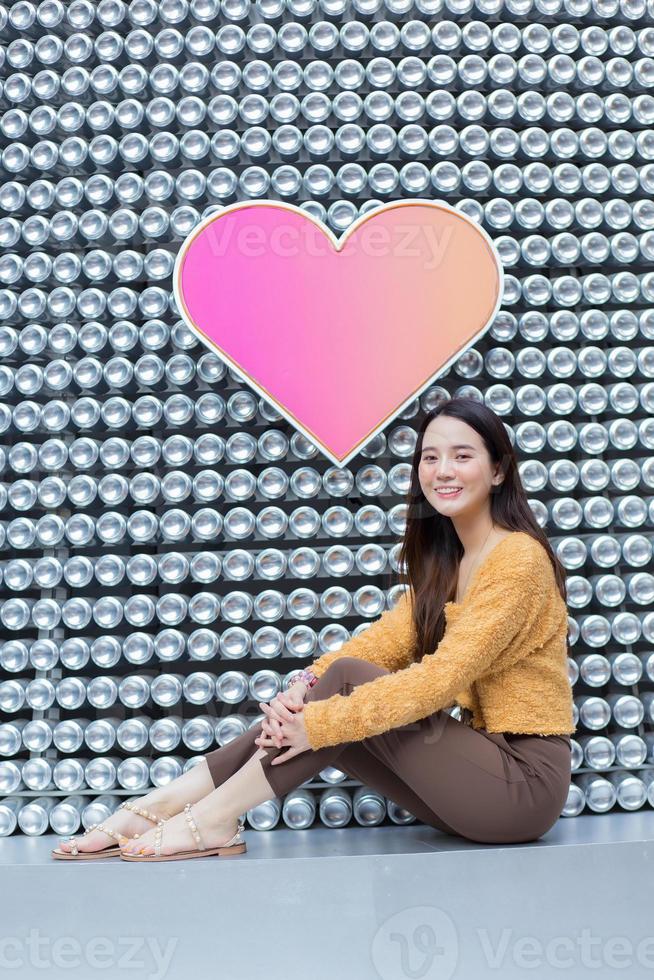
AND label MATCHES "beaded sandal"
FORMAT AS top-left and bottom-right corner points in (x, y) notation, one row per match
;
(51, 799), (167, 861)
(120, 802), (247, 862)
